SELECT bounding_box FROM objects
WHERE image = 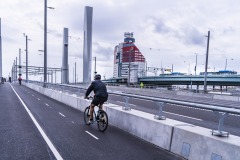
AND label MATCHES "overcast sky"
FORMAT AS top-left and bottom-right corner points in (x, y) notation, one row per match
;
(1, 0), (240, 82)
